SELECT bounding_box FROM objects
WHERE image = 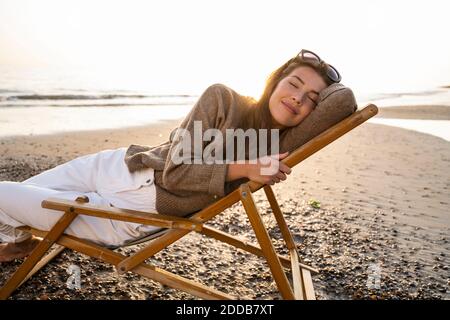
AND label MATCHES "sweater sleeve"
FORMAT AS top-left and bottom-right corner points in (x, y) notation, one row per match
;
(279, 84), (358, 154)
(161, 83), (232, 197)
